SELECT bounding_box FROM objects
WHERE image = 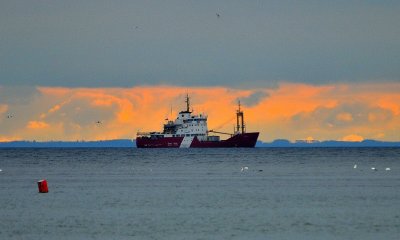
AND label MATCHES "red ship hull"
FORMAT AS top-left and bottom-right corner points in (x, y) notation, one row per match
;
(136, 132), (259, 148)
